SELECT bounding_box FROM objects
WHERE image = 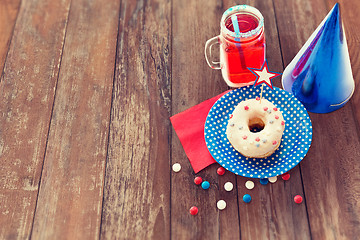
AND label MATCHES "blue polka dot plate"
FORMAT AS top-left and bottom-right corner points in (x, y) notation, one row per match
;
(204, 85), (312, 178)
